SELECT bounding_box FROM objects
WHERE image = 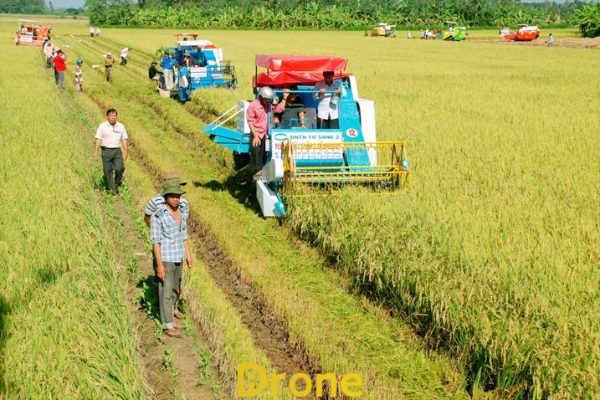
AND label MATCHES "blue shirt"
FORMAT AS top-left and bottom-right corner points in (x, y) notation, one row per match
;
(151, 204), (189, 263)
(161, 56), (175, 69)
